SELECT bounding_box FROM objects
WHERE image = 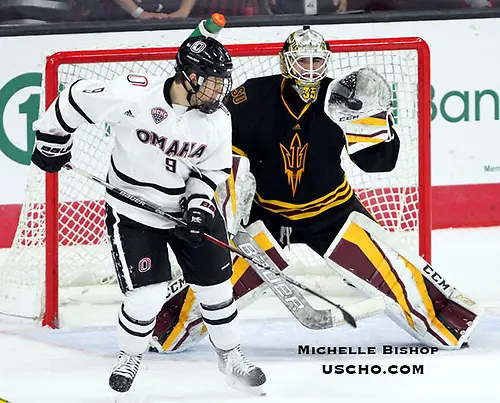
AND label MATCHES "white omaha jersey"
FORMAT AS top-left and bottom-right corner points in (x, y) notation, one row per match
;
(33, 74), (232, 229)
